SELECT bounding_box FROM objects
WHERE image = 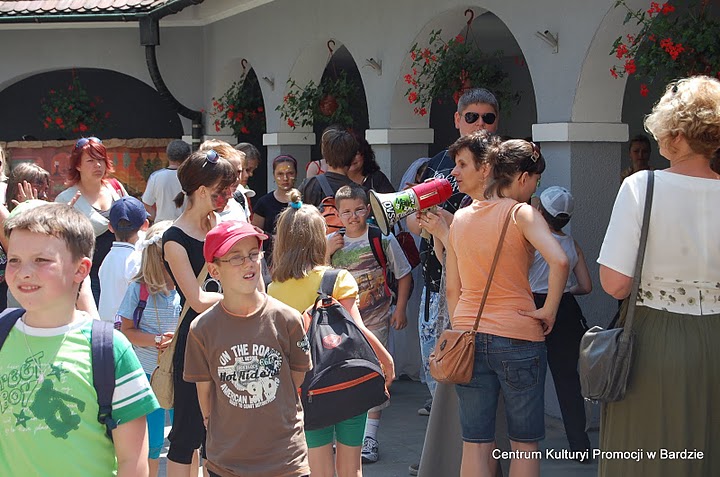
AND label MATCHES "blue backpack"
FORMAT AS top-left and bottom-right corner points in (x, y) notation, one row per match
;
(299, 269), (389, 430)
(0, 308), (117, 439)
